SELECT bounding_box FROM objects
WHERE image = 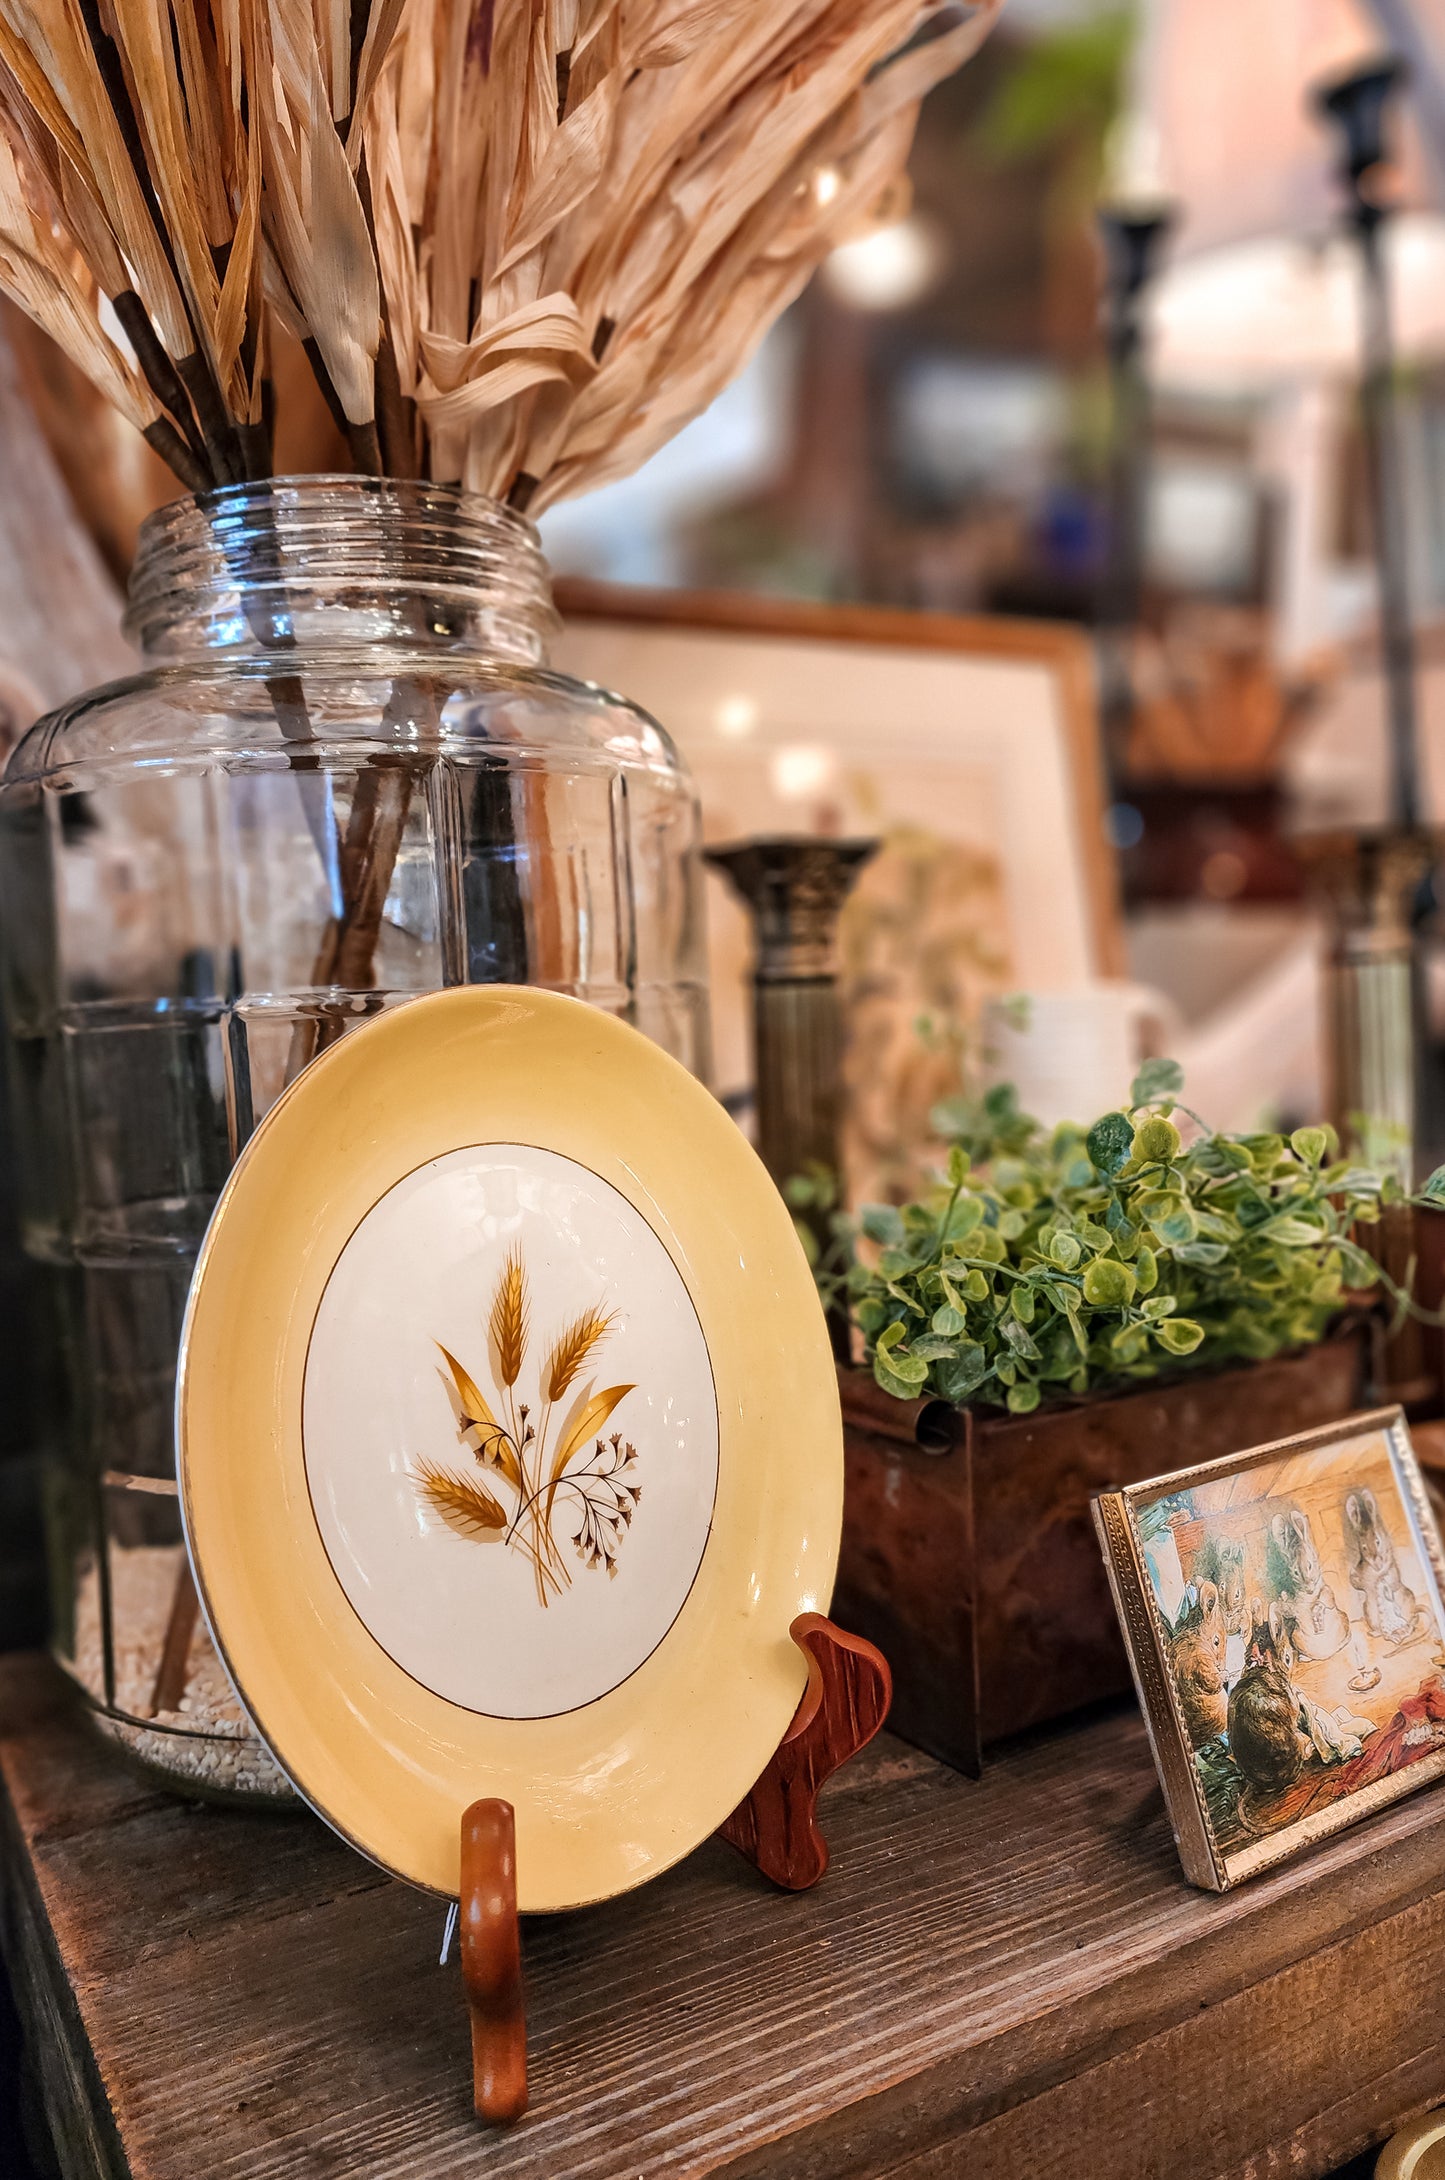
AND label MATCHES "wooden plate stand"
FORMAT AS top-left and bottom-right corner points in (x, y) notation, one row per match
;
(460, 1611), (891, 2124)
